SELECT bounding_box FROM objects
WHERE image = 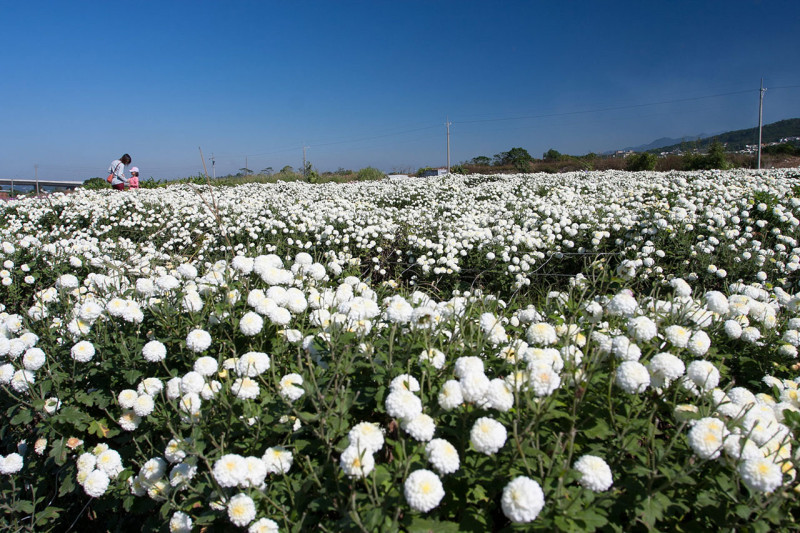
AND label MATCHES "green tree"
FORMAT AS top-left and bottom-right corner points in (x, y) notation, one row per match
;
(261, 167), (273, 175)
(470, 156), (492, 166)
(493, 147), (533, 171)
(626, 152), (657, 171)
(238, 167), (252, 176)
(543, 149), (563, 161)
